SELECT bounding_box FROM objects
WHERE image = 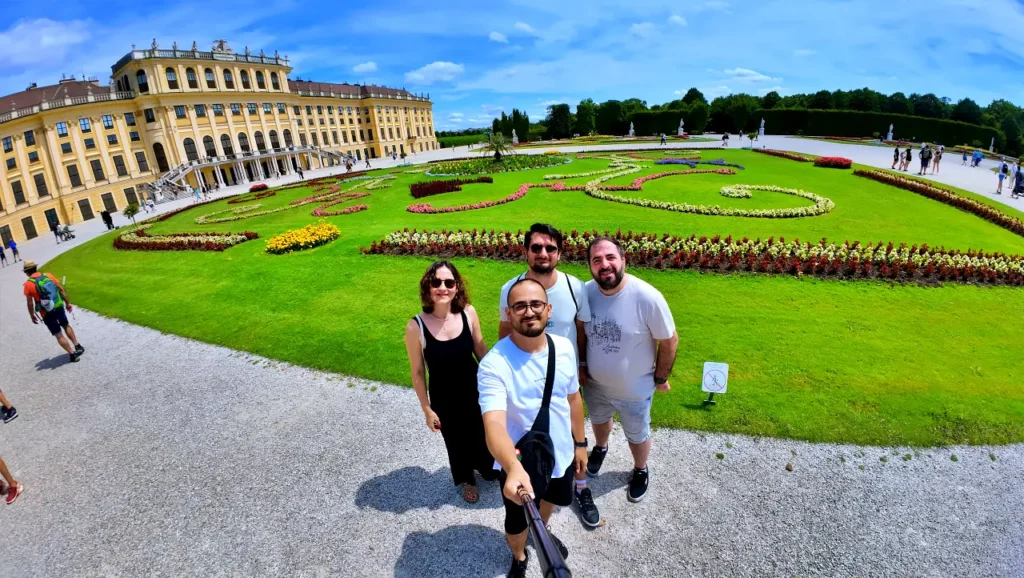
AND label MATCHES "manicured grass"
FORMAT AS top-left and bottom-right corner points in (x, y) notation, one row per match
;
(46, 150), (1024, 446)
